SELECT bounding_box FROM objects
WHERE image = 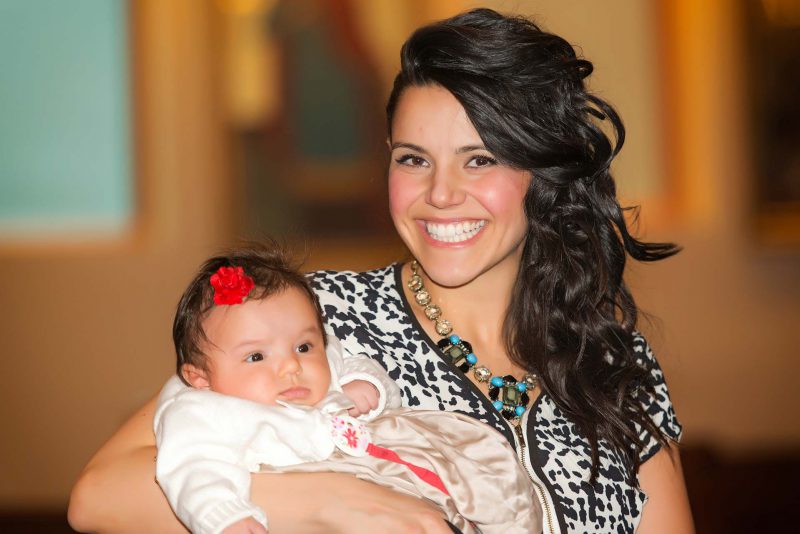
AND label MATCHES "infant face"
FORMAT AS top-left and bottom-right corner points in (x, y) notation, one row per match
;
(194, 286), (331, 406)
